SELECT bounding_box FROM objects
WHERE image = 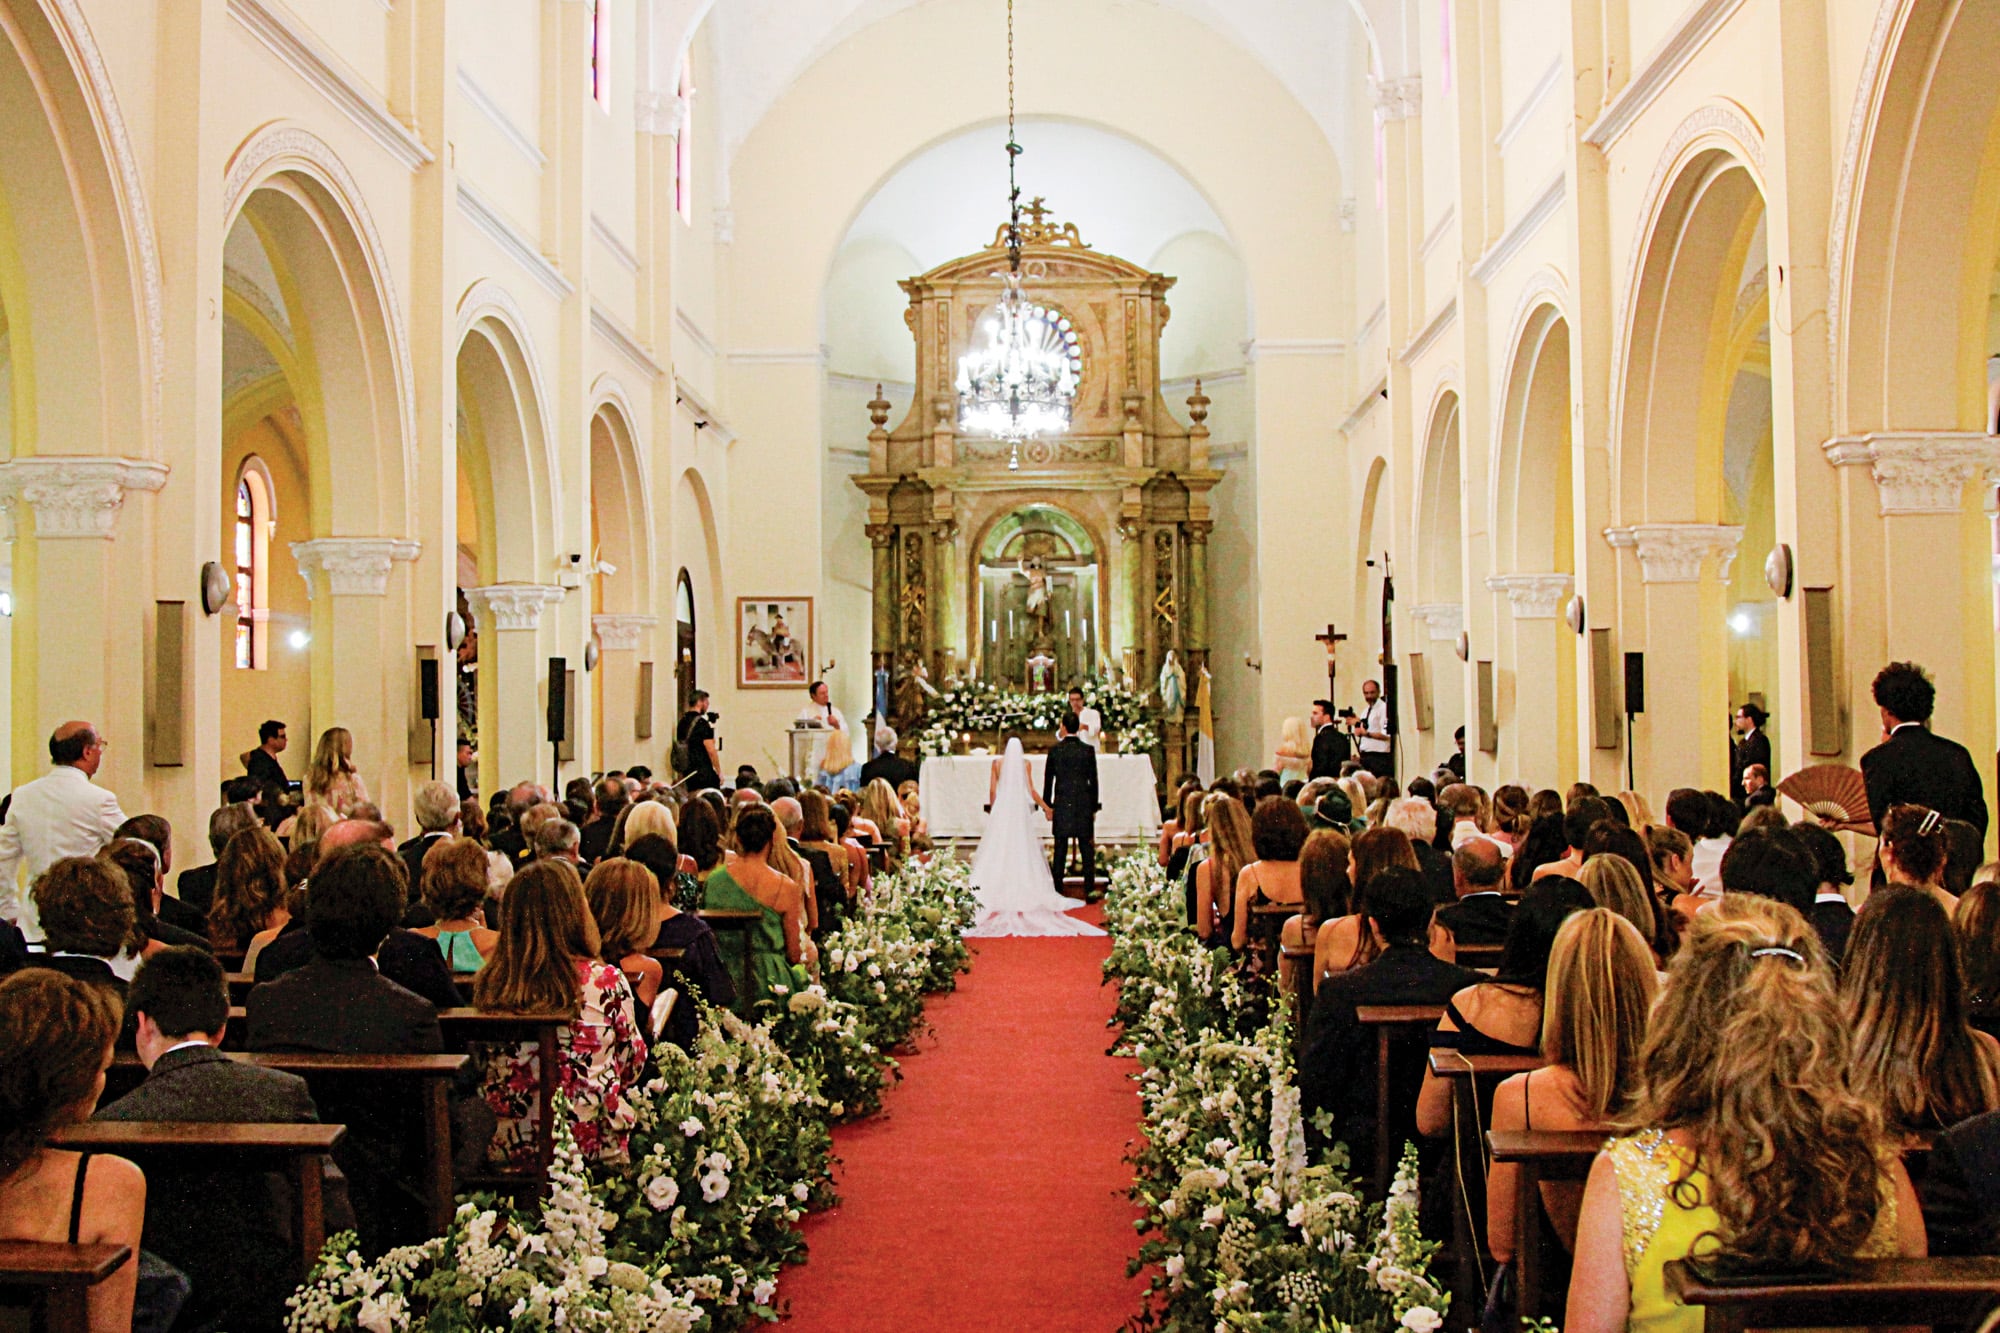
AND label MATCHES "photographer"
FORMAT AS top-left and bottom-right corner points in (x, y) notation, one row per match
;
(676, 690), (721, 793)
